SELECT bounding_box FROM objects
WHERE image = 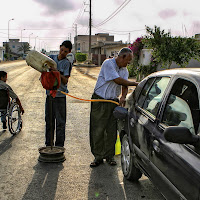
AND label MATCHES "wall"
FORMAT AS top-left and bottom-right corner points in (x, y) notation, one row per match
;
(139, 49), (152, 66)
